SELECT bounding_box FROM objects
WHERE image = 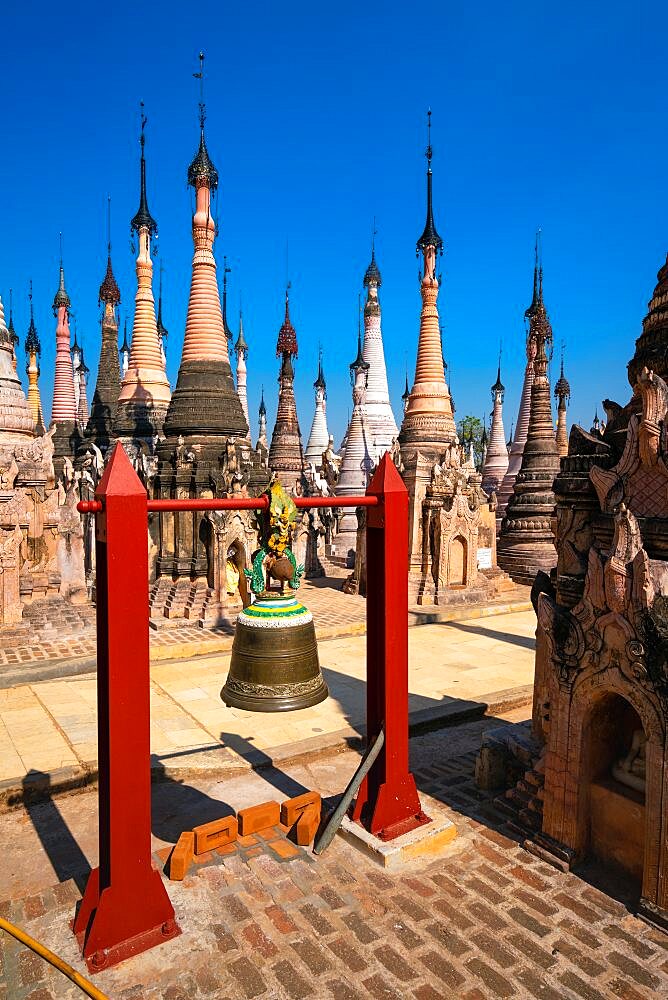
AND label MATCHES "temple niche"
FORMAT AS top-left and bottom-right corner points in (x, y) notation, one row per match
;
(482, 251), (668, 930)
(416, 445), (503, 604)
